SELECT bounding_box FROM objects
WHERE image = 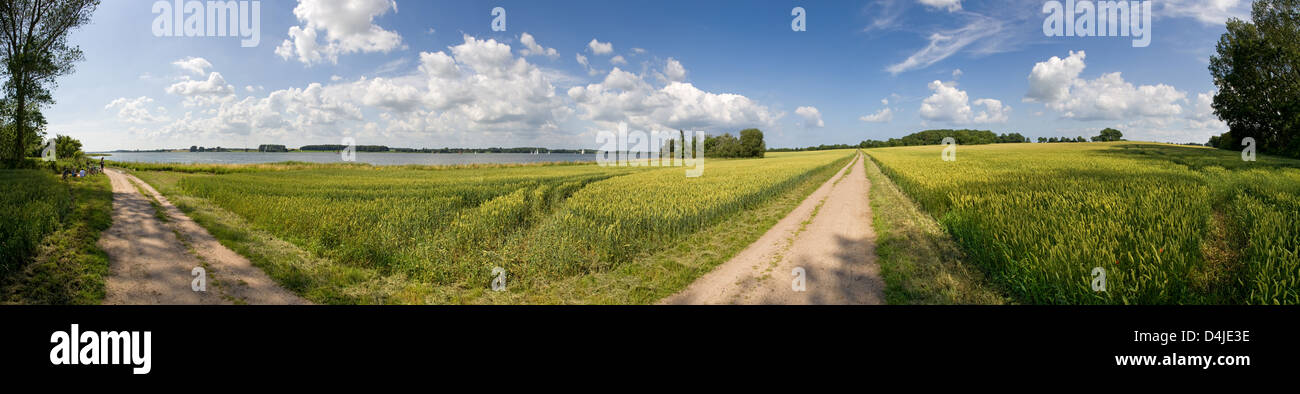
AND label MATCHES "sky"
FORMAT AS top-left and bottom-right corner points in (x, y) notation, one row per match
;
(44, 0), (1251, 151)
